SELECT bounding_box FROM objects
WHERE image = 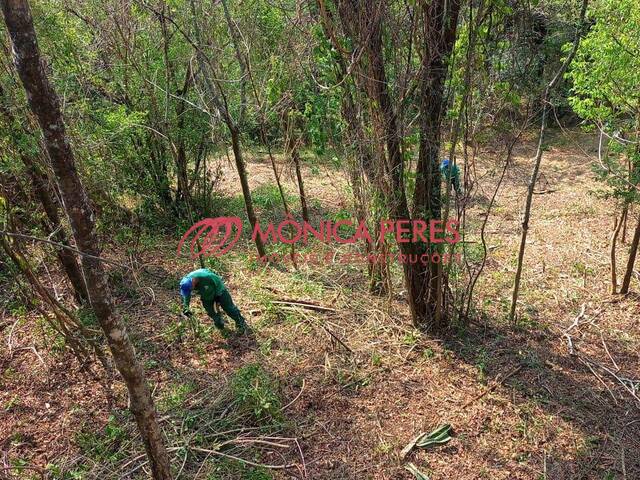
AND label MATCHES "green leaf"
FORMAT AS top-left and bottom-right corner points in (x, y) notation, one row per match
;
(415, 424), (453, 448)
(404, 463), (430, 480)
